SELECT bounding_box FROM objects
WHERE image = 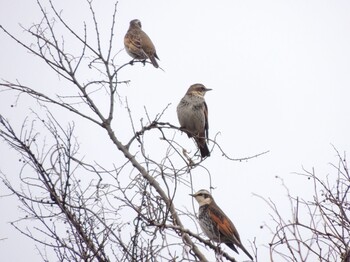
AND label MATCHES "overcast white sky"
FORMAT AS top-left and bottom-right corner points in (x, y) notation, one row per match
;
(1, 0), (350, 261)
